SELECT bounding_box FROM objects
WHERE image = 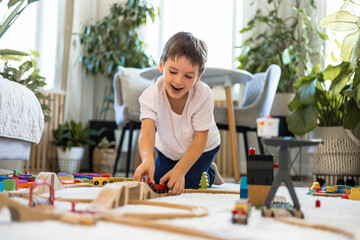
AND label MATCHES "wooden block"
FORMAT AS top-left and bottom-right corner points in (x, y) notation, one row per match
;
(248, 184), (271, 205)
